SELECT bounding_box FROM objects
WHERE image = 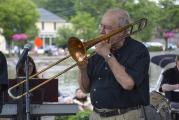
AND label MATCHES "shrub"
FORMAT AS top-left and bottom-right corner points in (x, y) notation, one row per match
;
(55, 110), (92, 120)
(147, 46), (163, 51)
